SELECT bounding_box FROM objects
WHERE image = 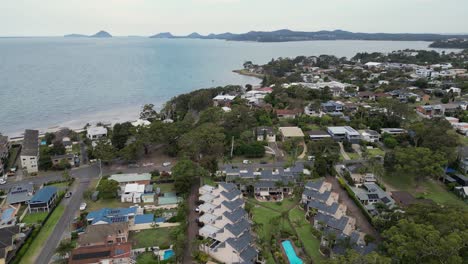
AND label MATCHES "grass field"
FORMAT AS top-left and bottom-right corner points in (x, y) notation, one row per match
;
(22, 212), (48, 224)
(249, 206), (283, 264)
(85, 198), (128, 212)
(129, 227), (176, 249)
(383, 173), (465, 206)
(346, 152), (361, 160)
(367, 148), (385, 157)
(136, 252), (158, 264)
(289, 208), (323, 263)
(156, 183), (175, 194)
(22, 205), (65, 264)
